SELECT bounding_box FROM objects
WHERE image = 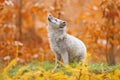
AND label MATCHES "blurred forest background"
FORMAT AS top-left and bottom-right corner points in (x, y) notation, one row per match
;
(0, 0), (120, 66)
